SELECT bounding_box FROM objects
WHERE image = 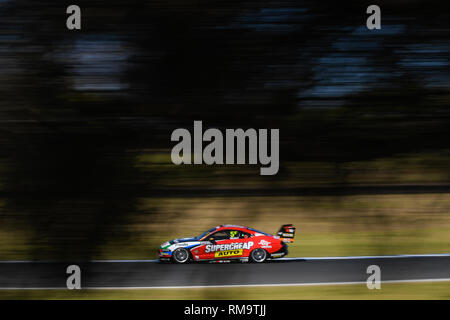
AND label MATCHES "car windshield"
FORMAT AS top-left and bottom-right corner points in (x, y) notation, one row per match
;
(196, 227), (217, 239)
